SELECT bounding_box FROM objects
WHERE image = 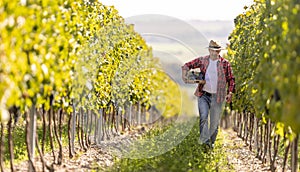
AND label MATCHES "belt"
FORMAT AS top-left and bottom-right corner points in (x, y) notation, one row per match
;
(202, 91), (212, 97)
